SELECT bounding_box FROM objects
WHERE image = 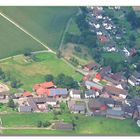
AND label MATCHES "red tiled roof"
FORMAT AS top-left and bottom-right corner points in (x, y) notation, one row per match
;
(95, 73), (102, 80)
(33, 84), (40, 91)
(22, 91), (32, 97)
(33, 81), (55, 91)
(98, 35), (108, 43)
(40, 81), (54, 89)
(36, 87), (47, 95)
